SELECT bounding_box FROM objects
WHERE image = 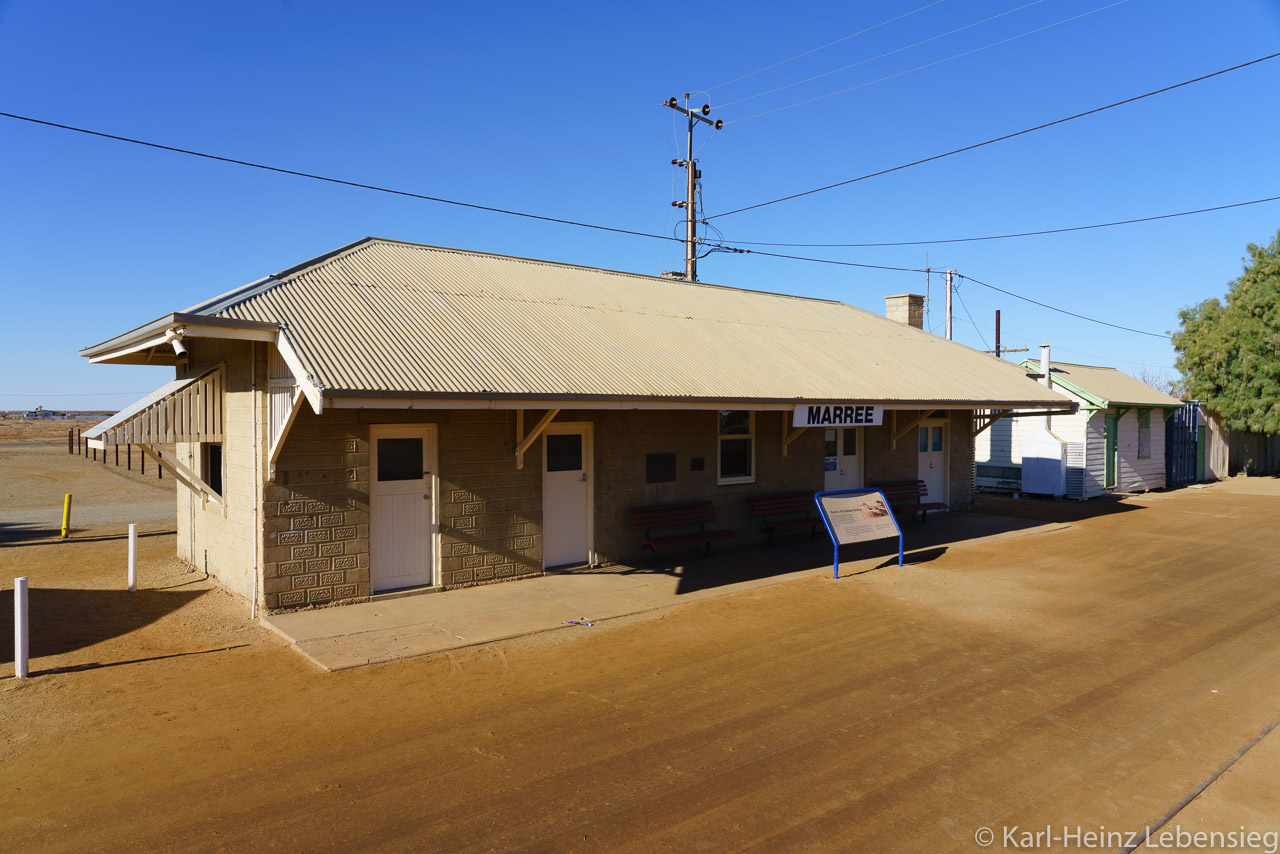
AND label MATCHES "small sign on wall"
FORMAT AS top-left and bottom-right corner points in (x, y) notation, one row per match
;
(794, 404), (883, 427)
